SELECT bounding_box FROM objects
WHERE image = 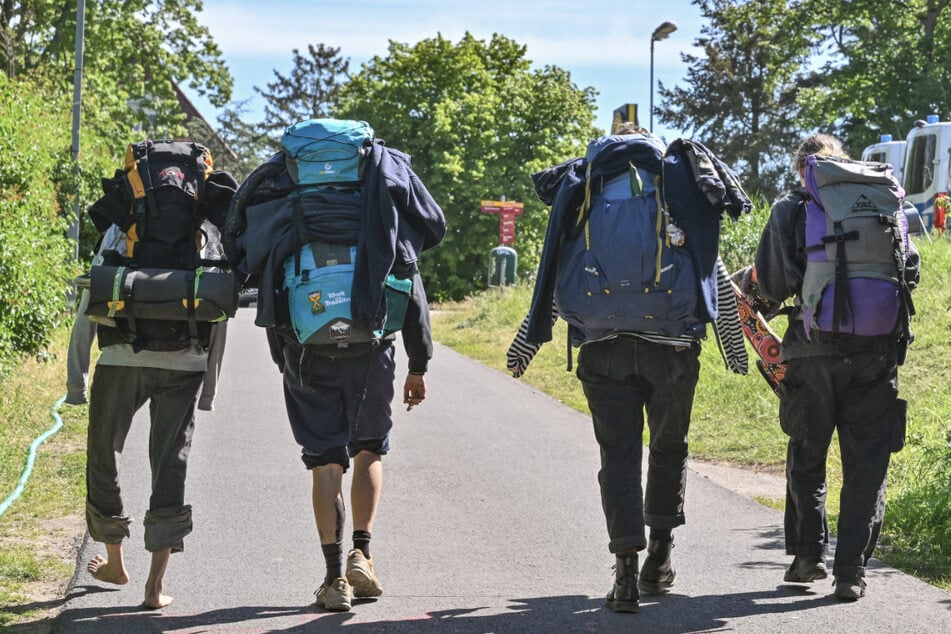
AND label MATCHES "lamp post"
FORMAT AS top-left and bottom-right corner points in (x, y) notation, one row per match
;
(650, 21), (677, 133)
